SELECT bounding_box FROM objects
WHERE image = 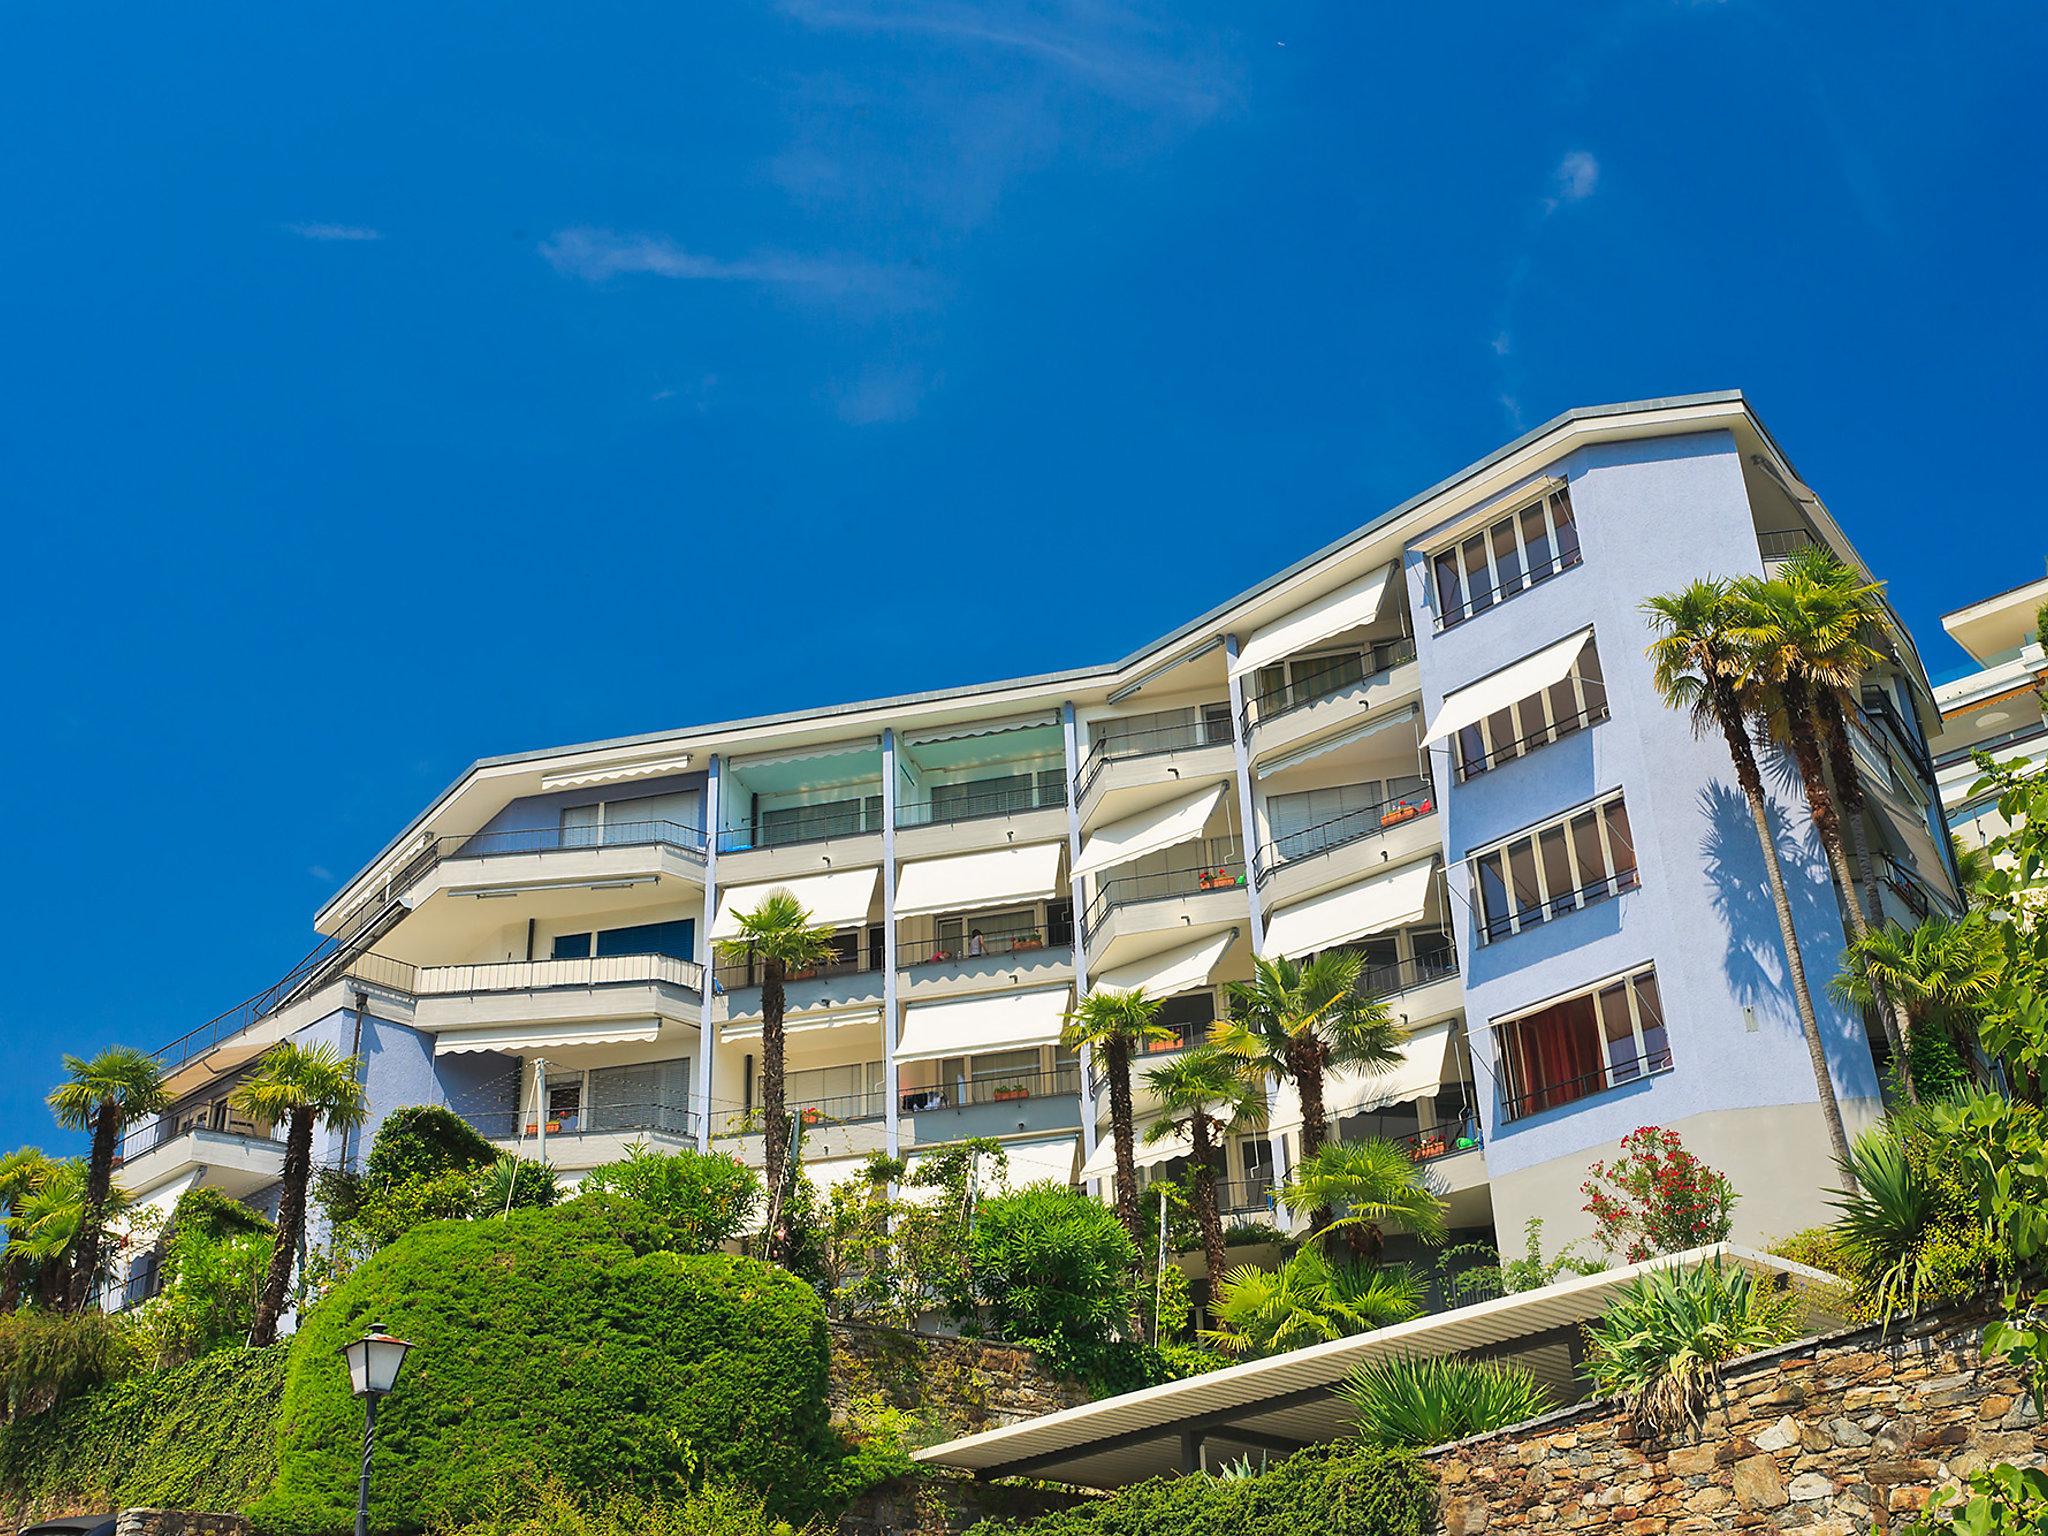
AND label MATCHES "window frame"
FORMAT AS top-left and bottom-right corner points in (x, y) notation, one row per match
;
(1429, 485), (1582, 631)
(1468, 790), (1639, 943)
(1492, 963), (1672, 1122)
(1453, 635), (1611, 781)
